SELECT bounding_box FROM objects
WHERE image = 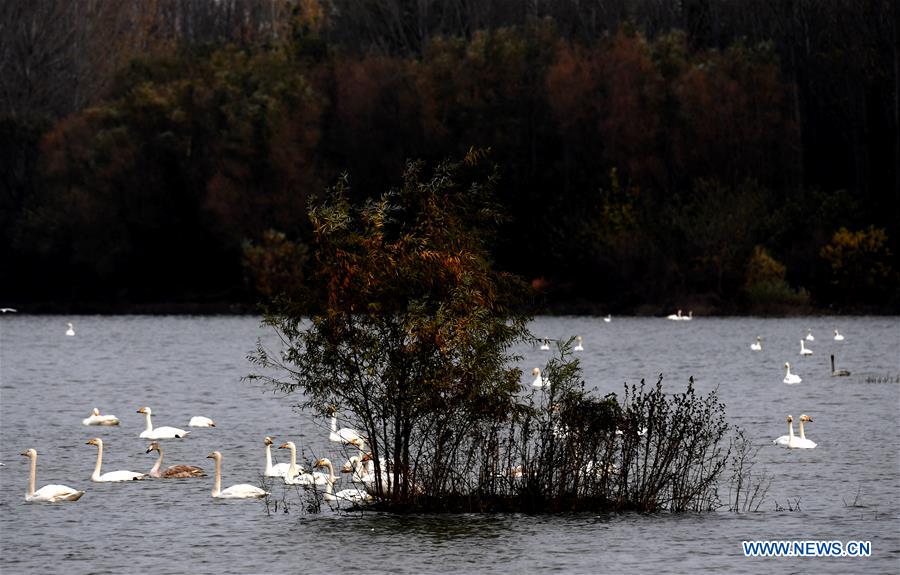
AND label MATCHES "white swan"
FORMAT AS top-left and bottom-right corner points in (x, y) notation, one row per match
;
(666, 310), (683, 320)
(792, 414), (817, 449)
(329, 411), (365, 445)
(805, 328), (814, 341)
(82, 407), (120, 426)
(574, 336), (584, 351)
(531, 367), (549, 389)
(86, 438), (147, 482)
(65, 322), (75, 336)
(681, 311), (693, 321)
(833, 329), (845, 341)
(603, 315), (612, 323)
(20, 449), (84, 502)
(278, 441), (326, 486)
(750, 336), (762, 351)
(146, 442), (205, 478)
(315, 458), (373, 505)
(137, 407), (189, 439)
(783, 362), (801, 384)
(263, 436), (294, 478)
(539, 339), (551, 351)
(799, 340), (813, 356)
(773, 415), (795, 446)
(188, 416), (215, 427)
(206, 451), (268, 499)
